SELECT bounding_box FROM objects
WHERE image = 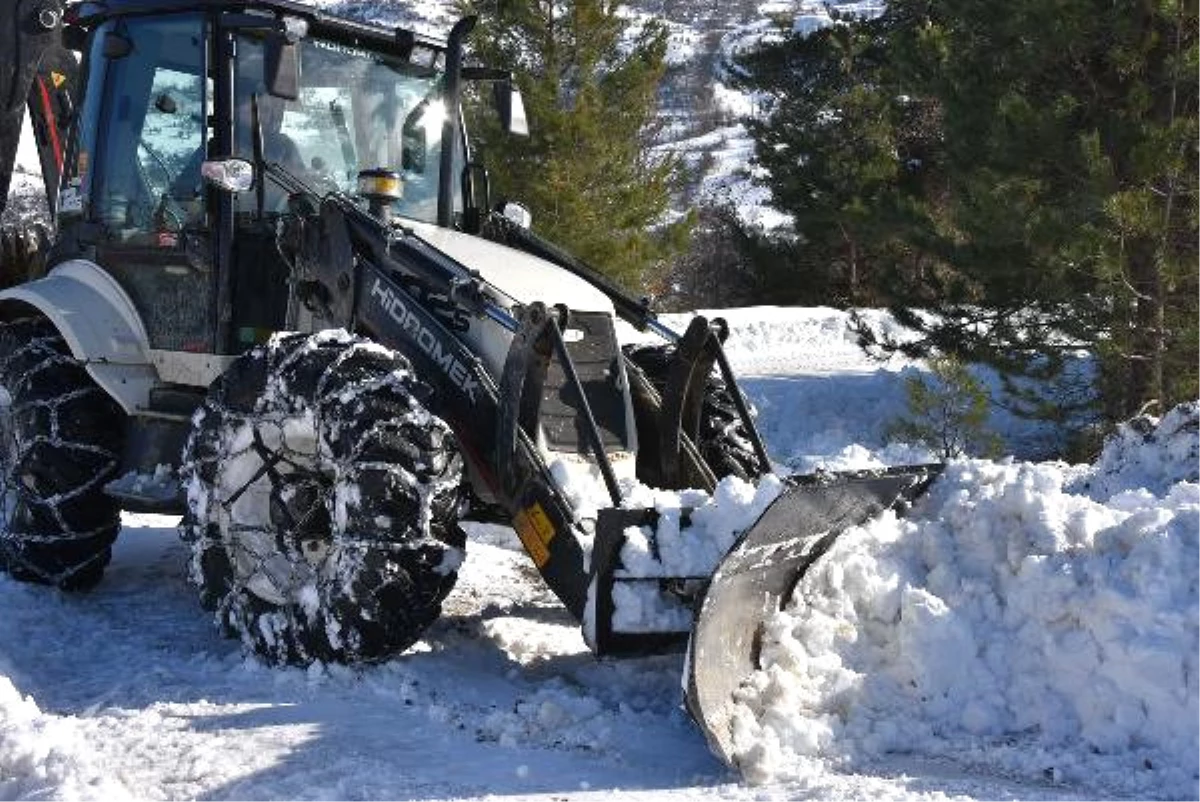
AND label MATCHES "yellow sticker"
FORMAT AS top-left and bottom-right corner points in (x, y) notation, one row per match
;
(513, 502), (555, 568)
(51, 71), (66, 88)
